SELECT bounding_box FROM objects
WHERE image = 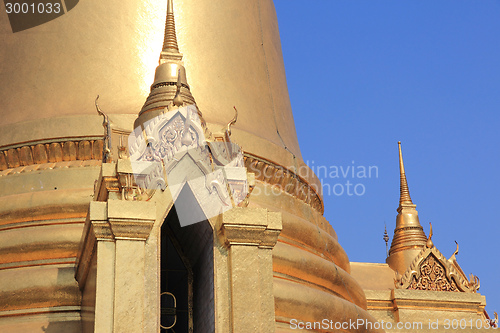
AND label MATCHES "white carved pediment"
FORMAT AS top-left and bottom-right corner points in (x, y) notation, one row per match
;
(127, 104), (250, 226)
